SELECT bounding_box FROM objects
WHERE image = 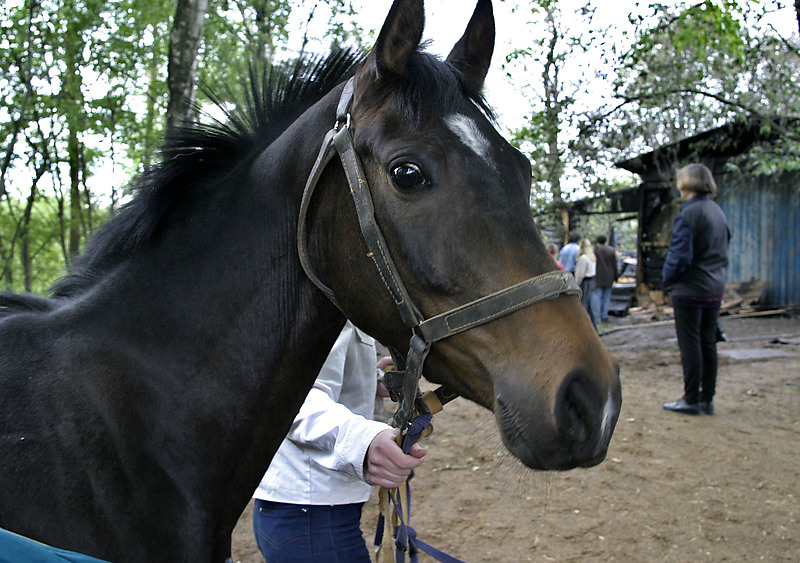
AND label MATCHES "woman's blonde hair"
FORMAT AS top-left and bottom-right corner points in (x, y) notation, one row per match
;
(676, 163), (717, 195)
(578, 238), (596, 261)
